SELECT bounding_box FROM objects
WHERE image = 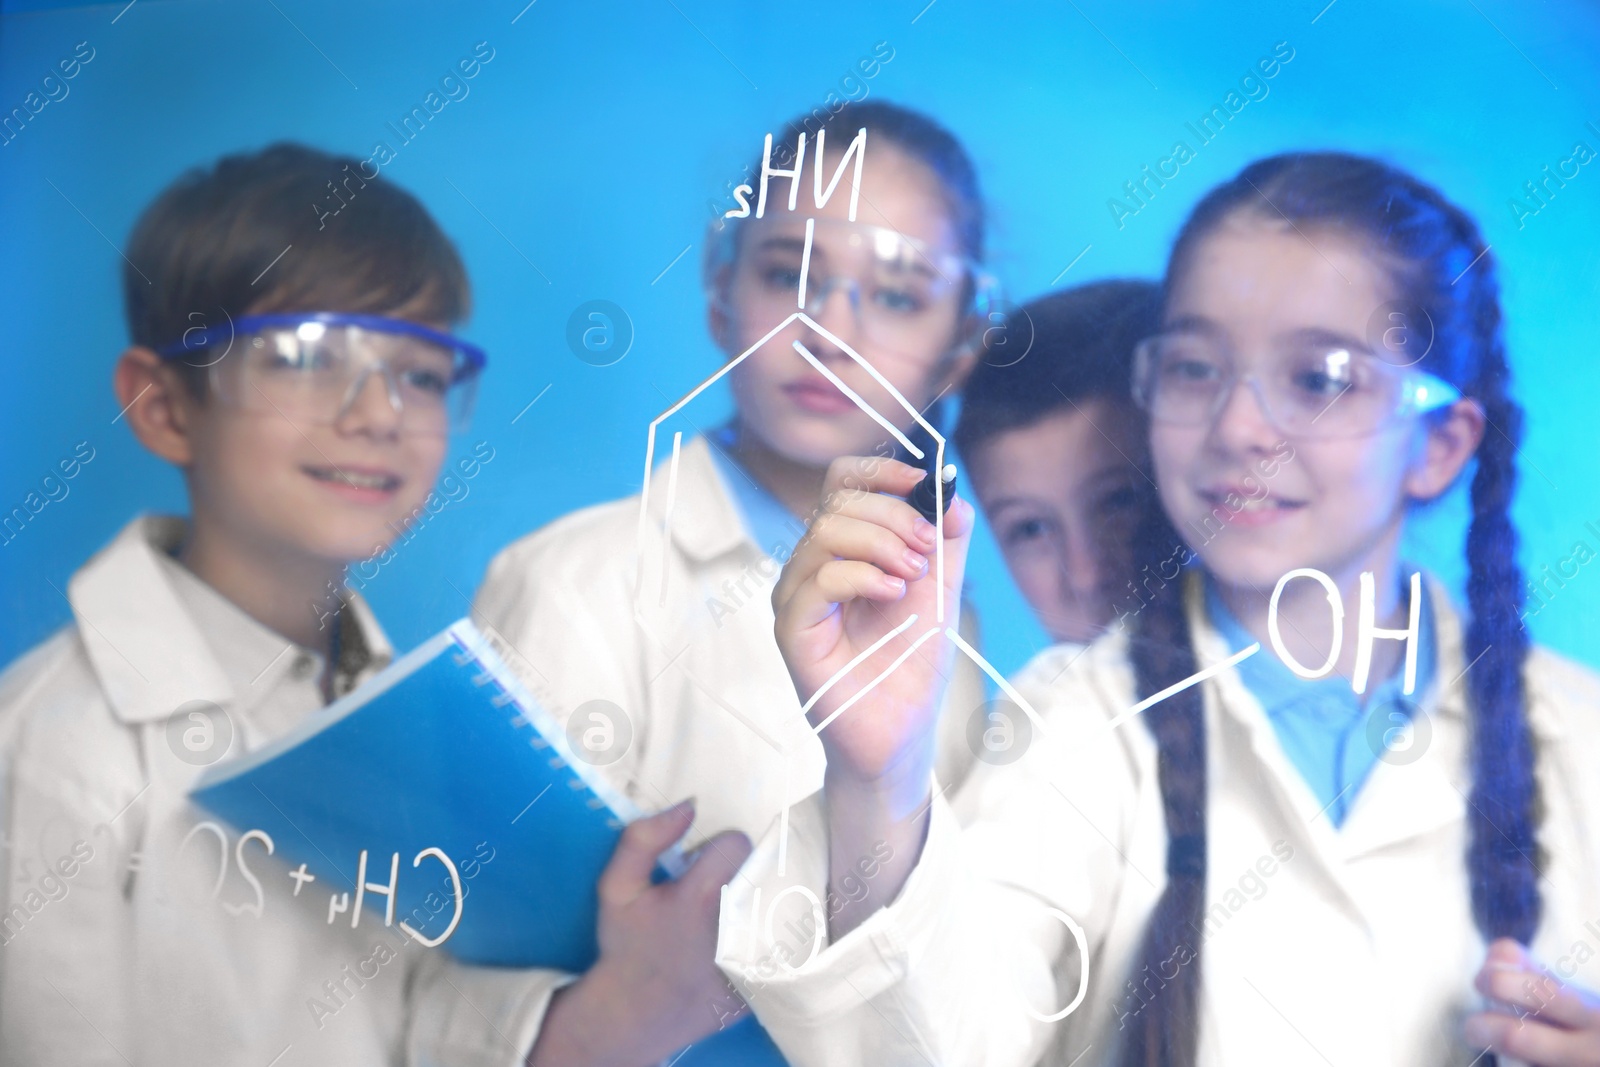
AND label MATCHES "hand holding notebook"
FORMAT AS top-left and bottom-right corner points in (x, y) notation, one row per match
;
(191, 618), (787, 1064)
(531, 798), (756, 1065)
